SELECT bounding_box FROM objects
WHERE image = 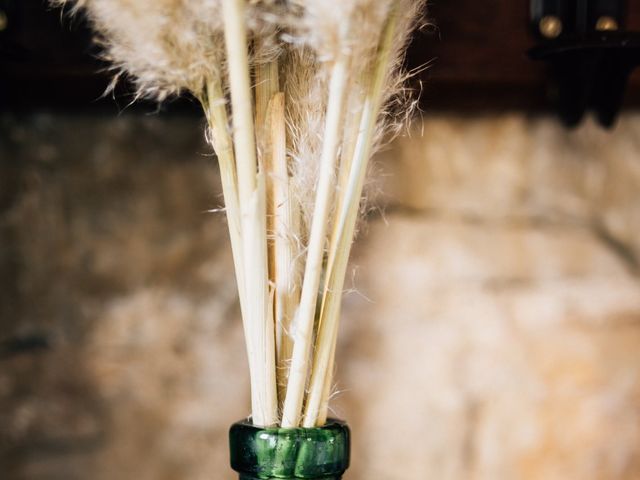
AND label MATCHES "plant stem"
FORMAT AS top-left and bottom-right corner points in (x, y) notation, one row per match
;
(335, 76), (365, 213)
(256, 58), (279, 276)
(310, 76), (365, 427)
(222, 0), (257, 199)
(256, 52), (301, 413)
(222, 0), (277, 427)
(281, 55), (350, 428)
(203, 75), (246, 321)
(303, 8), (400, 427)
(266, 92), (300, 408)
(316, 320), (337, 425)
(255, 58), (280, 137)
